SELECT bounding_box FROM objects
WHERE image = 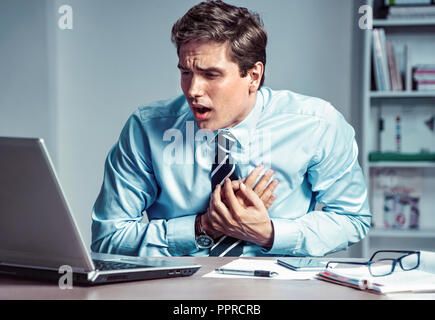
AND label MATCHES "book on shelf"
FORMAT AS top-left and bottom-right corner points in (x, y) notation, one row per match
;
(316, 251), (435, 294)
(385, 0), (433, 5)
(413, 64), (435, 77)
(385, 0), (435, 19)
(414, 64), (435, 91)
(372, 28), (407, 91)
(417, 81), (435, 90)
(370, 167), (422, 229)
(372, 28), (391, 91)
(404, 44), (413, 91)
(386, 41), (403, 91)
